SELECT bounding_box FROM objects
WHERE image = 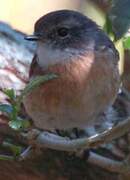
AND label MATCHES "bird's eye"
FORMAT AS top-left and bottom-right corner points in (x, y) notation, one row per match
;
(57, 27), (69, 37)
